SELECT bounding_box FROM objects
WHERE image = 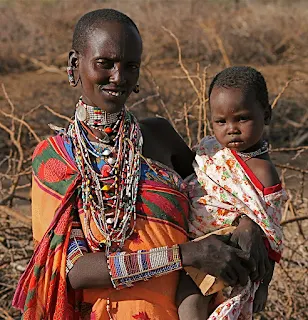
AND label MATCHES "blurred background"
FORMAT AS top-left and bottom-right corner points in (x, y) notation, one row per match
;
(0, 0), (307, 319)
